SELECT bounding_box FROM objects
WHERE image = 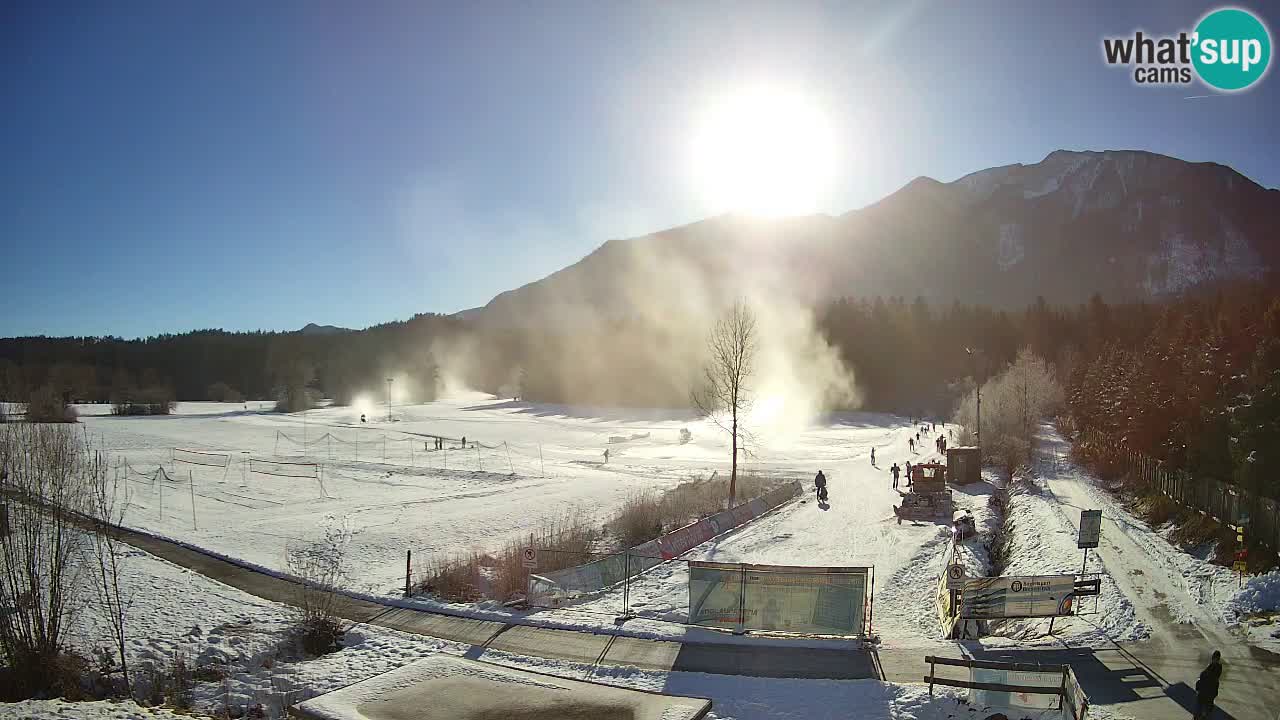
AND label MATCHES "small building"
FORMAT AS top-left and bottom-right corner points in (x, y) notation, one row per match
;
(947, 446), (981, 485)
